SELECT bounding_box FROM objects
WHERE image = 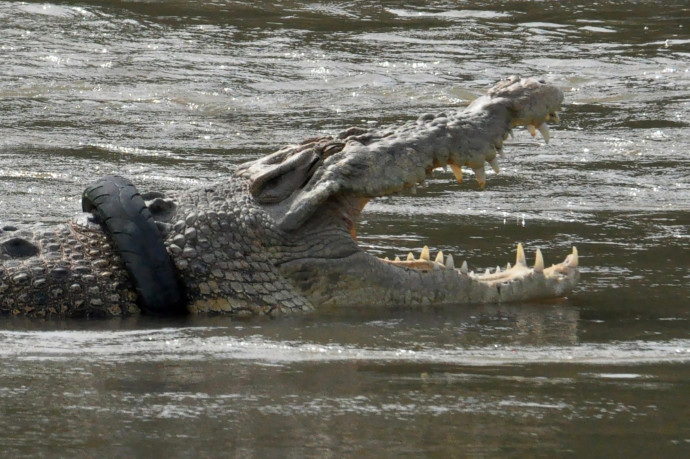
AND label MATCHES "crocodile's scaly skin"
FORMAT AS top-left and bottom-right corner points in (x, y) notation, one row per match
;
(162, 178), (313, 316)
(0, 224), (138, 317)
